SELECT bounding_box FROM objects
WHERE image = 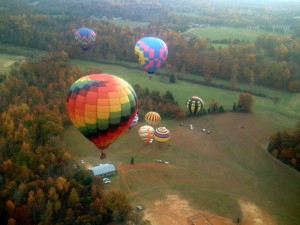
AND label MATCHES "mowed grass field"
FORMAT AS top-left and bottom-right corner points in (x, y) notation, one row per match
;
(190, 27), (283, 42)
(65, 60), (300, 225)
(1, 43), (299, 224)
